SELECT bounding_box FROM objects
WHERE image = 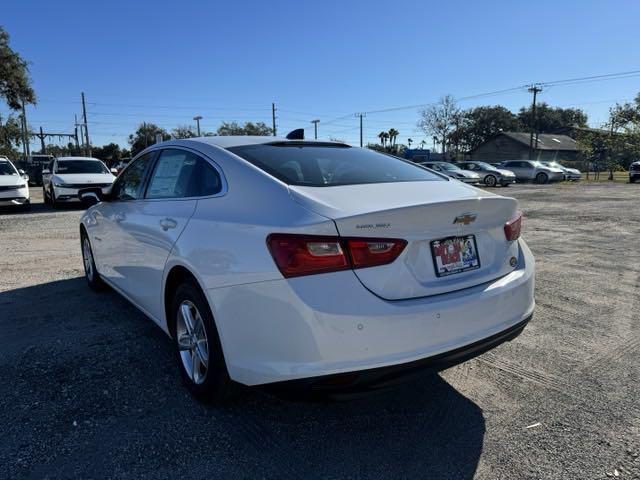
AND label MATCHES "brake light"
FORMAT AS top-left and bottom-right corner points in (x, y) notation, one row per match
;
(504, 210), (523, 241)
(347, 239), (408, 268)
(266, 234), (407, 278)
